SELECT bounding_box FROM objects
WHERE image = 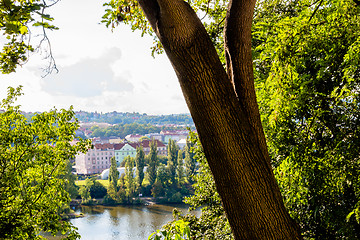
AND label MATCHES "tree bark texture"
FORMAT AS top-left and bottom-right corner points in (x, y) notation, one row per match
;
(137, 0), (302, 239)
